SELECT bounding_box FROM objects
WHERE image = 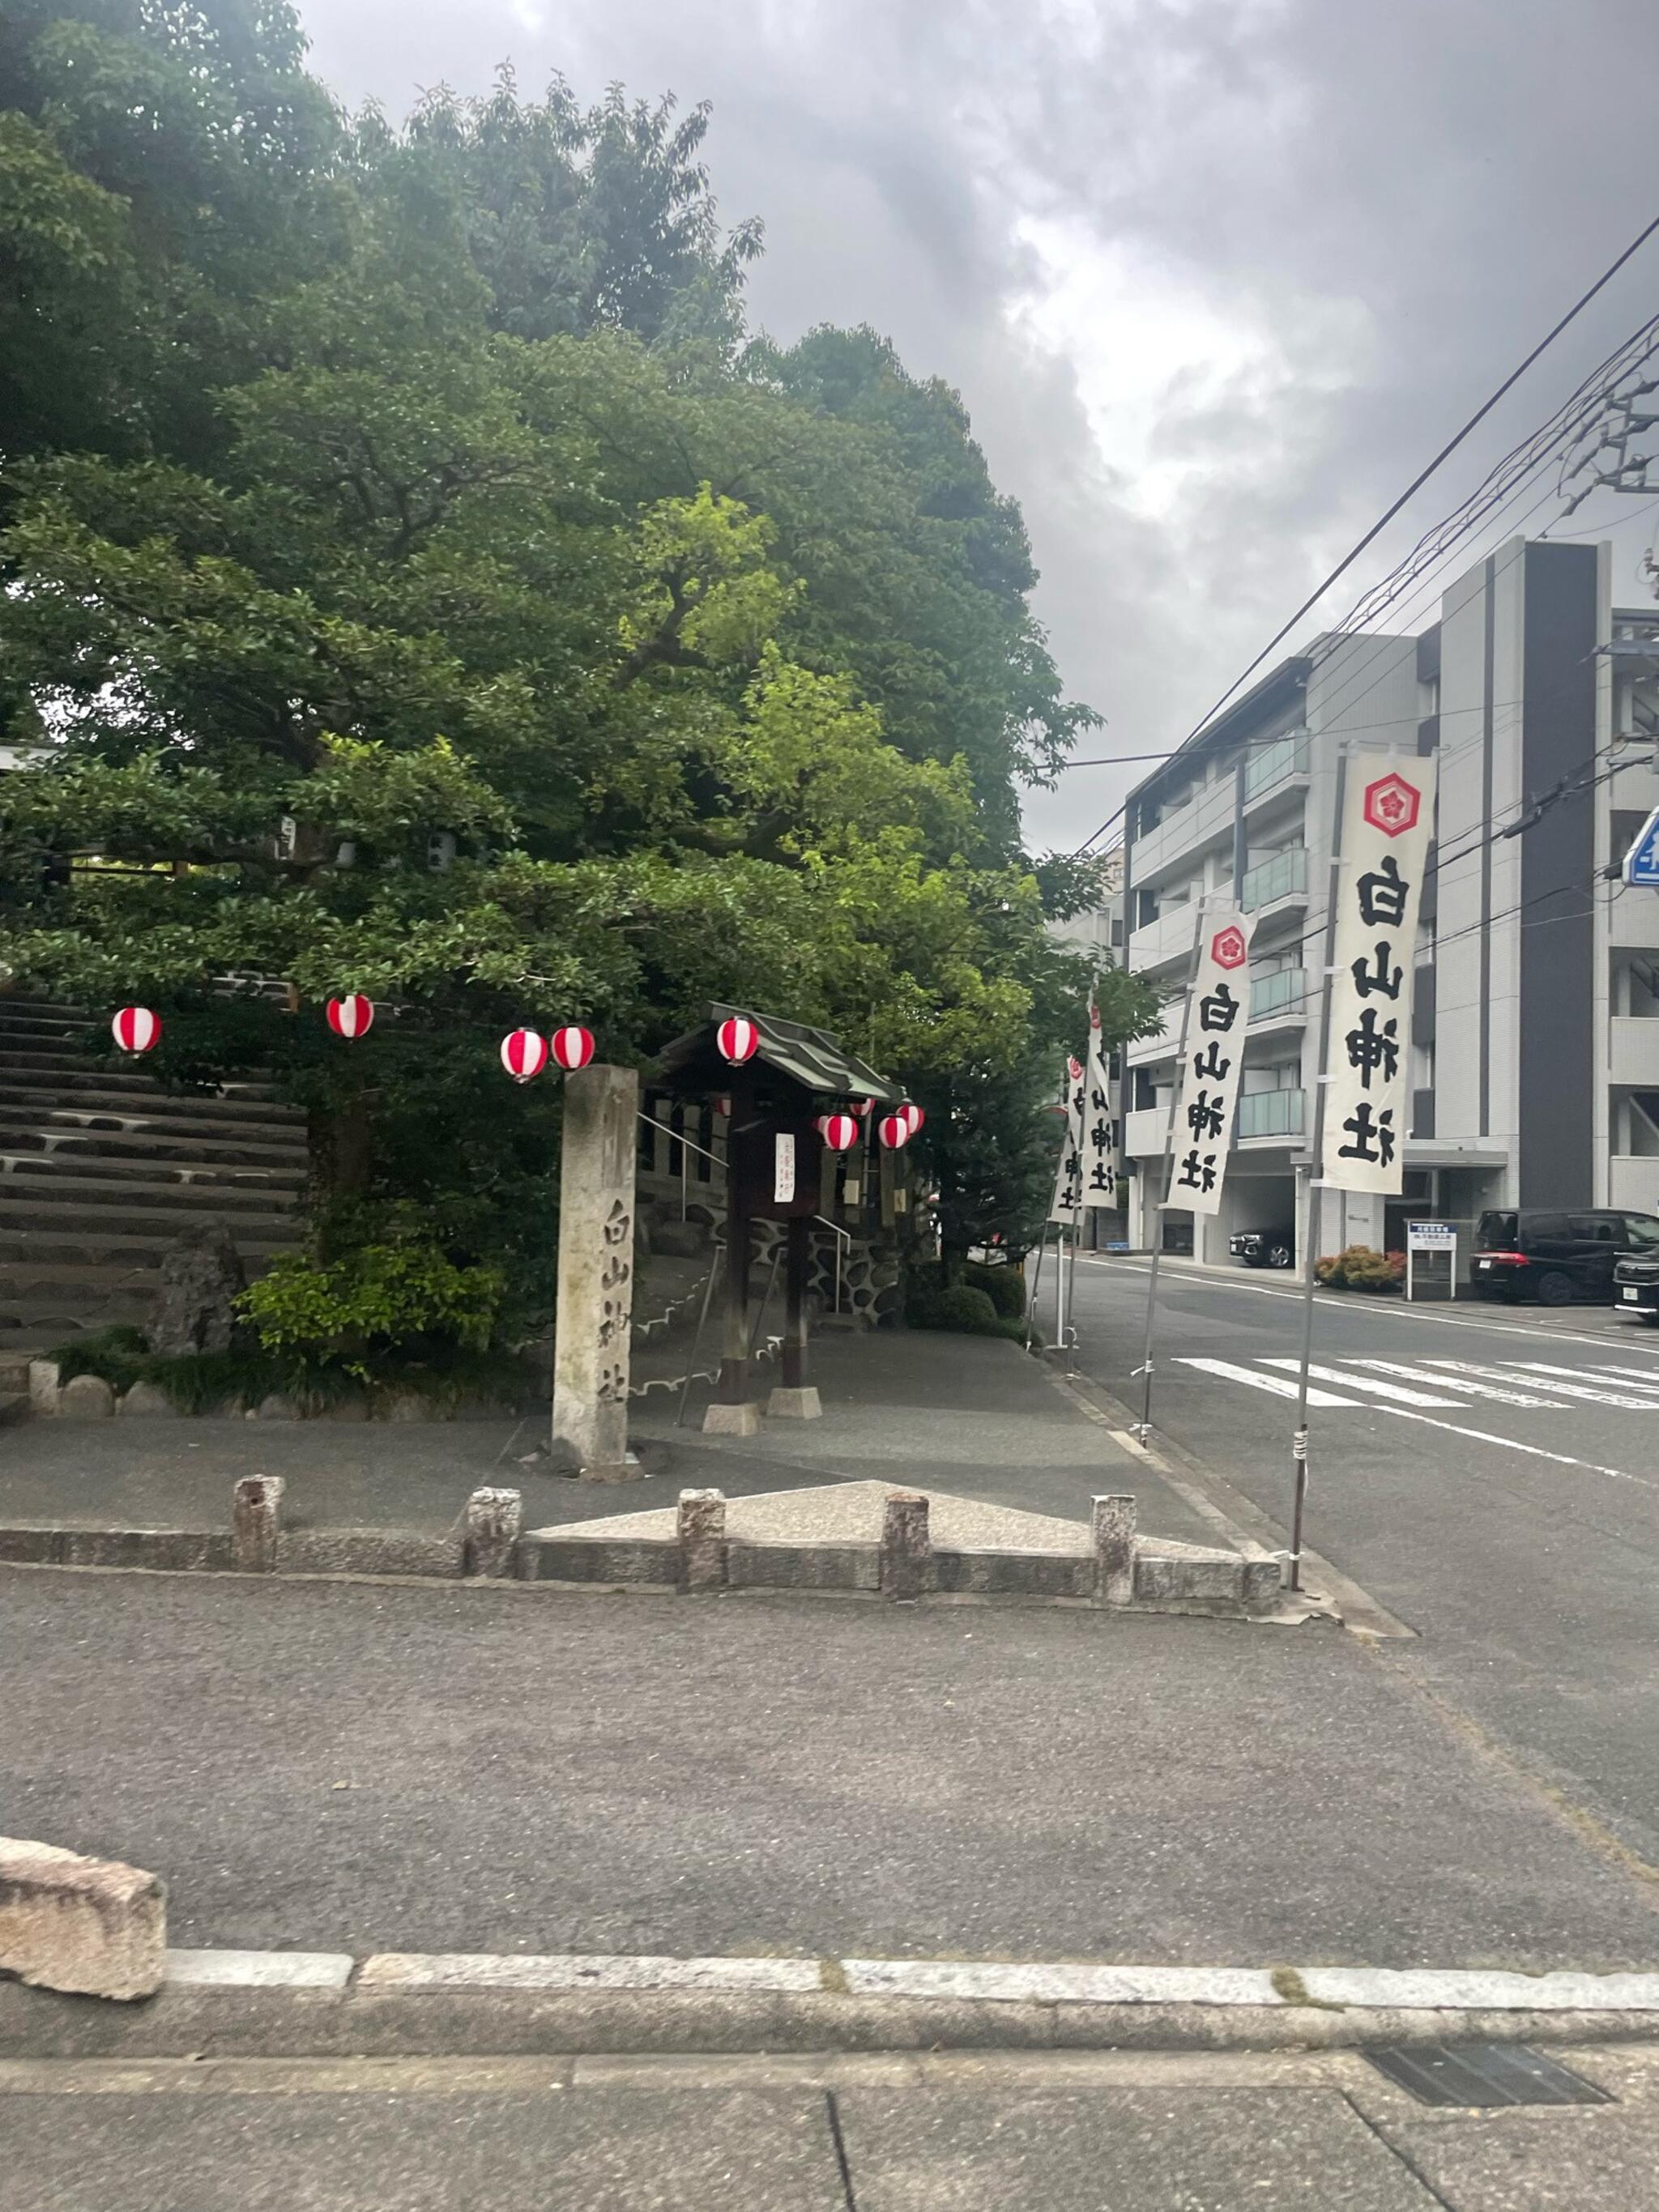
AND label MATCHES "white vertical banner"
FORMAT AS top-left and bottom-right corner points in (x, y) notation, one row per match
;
(1164, 910), (1255, 1216)
(1323, 755), (1438, 1196)
(1082, 1000), (1116, 1209)
(1047, 1054), (1085, 1225)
